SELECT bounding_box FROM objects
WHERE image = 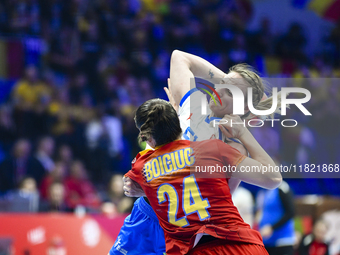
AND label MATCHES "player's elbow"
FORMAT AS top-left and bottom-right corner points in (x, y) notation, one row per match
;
(171, 50), (187, 65)
(171, 49), (183, 58)
(268, 161), (282, 189)
(261, 161), (282, 189)
(266, 175), (282, 190)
